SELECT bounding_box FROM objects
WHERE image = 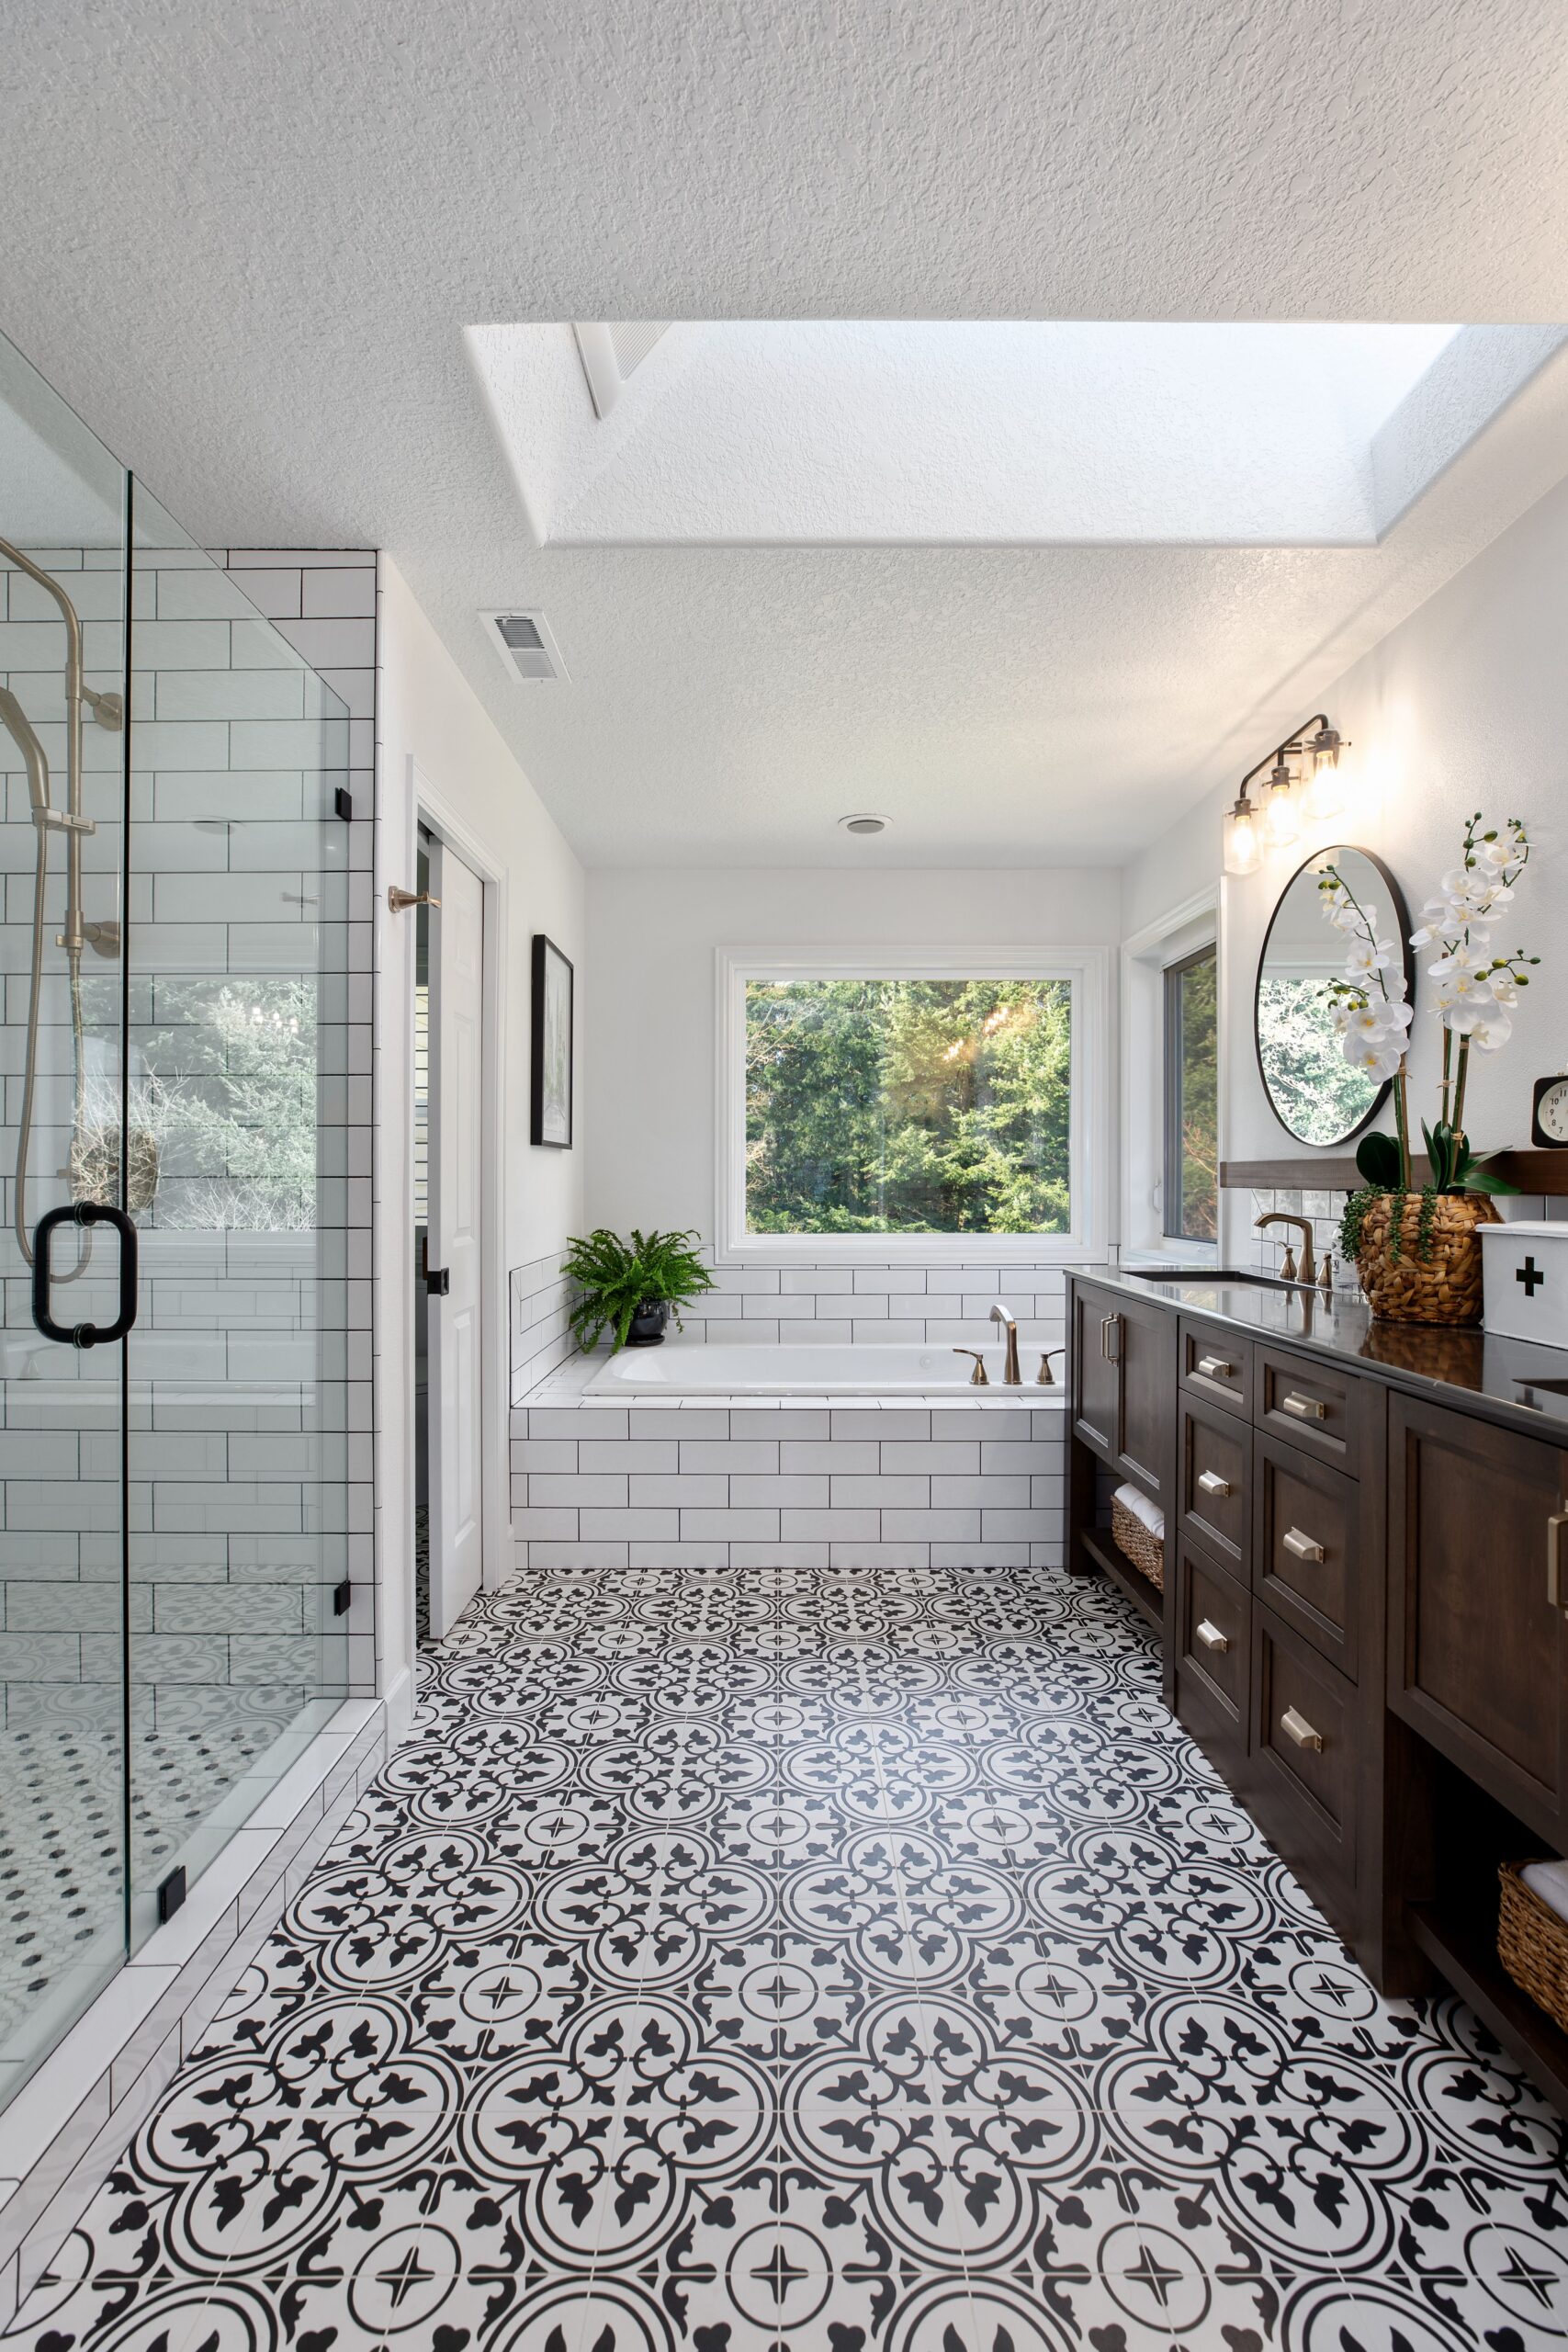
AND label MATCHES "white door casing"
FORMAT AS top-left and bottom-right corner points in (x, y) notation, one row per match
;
(427, 838), (485, 1635)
